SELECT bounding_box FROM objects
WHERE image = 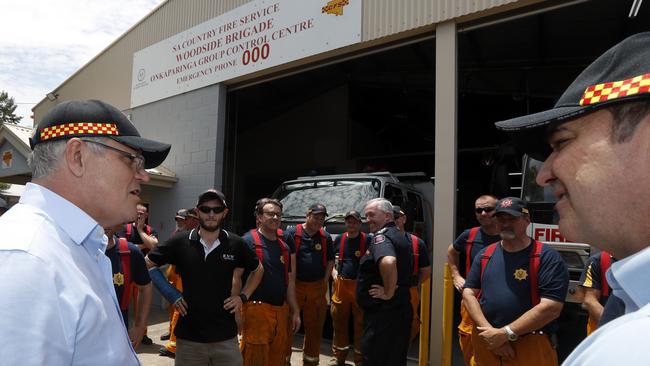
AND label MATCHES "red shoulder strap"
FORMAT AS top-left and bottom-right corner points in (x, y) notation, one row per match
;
(466, 227), (480, 275)
(250, 229), (265, 263)
(600, 251), (611, 297)
(529, 240), (544, 306)
(126, 223), (132, 237)
(295, 224), (303, 252)
(118, 238), (132, 311)
(339, 232), (348, 263)
(476, 242), (498, 300)
(411, 234), (419, 275)
(360, 232), (367, 256)
(320, 228), (328, 269)
(251, 229), (289, 286)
